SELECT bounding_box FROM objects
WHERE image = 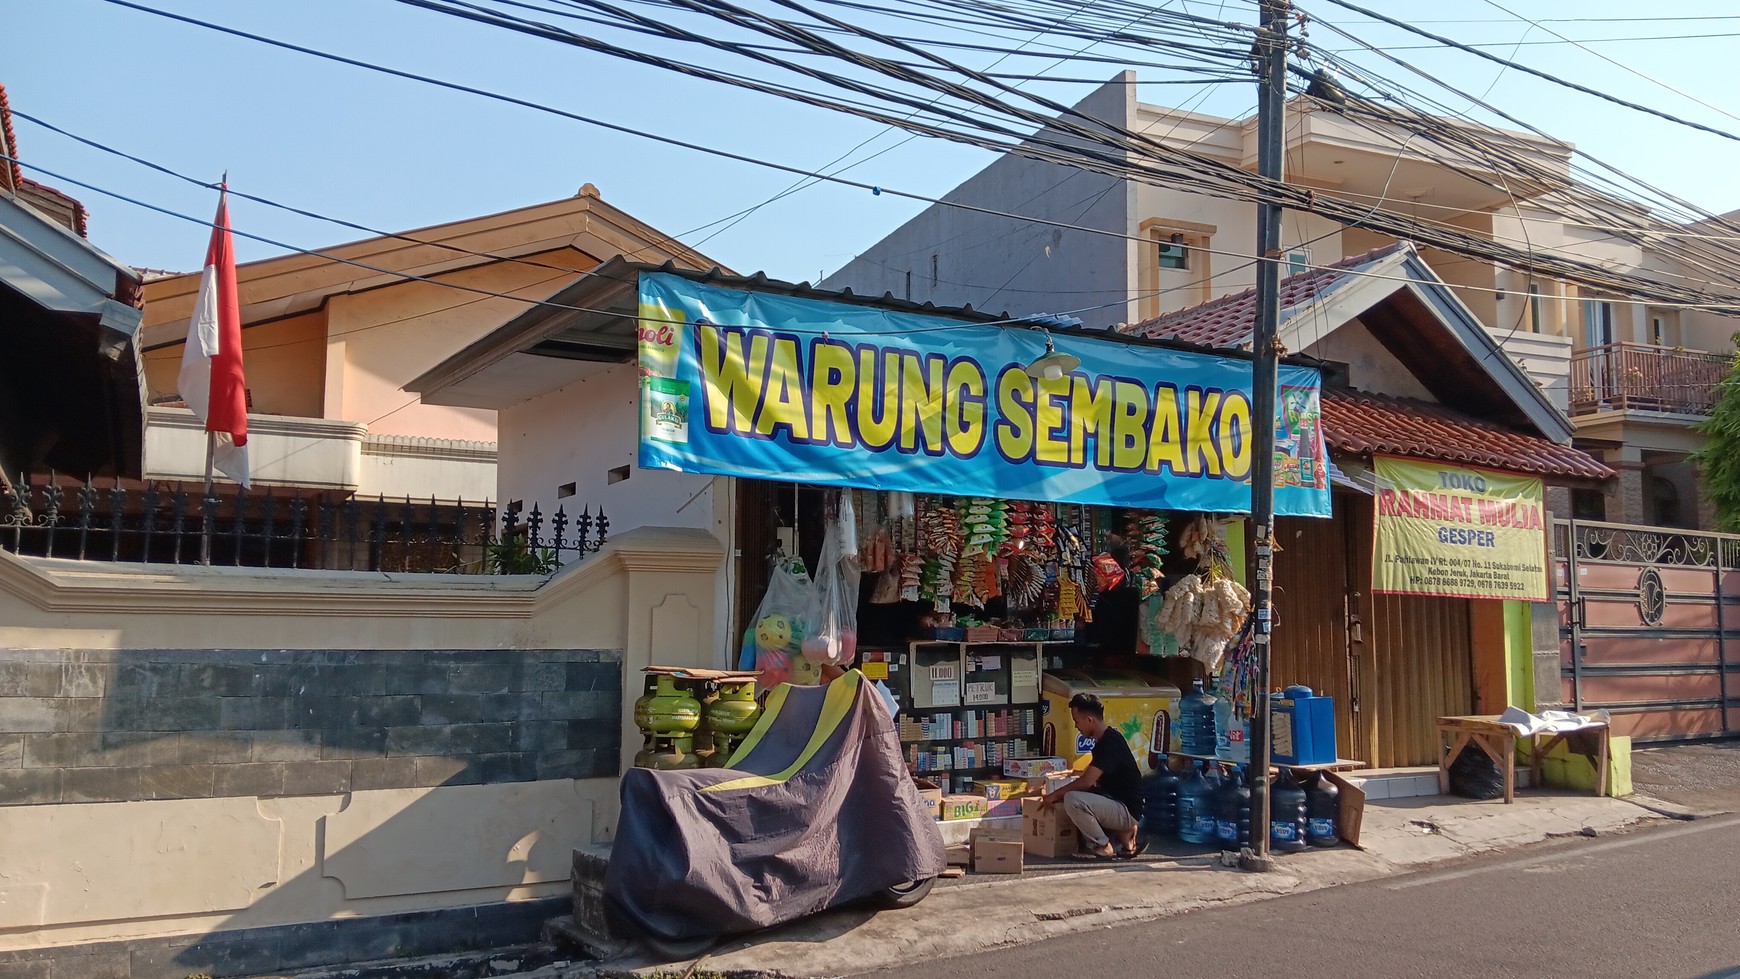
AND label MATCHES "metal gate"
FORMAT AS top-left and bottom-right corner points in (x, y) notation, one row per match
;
(1554, 518), (1740, 742)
